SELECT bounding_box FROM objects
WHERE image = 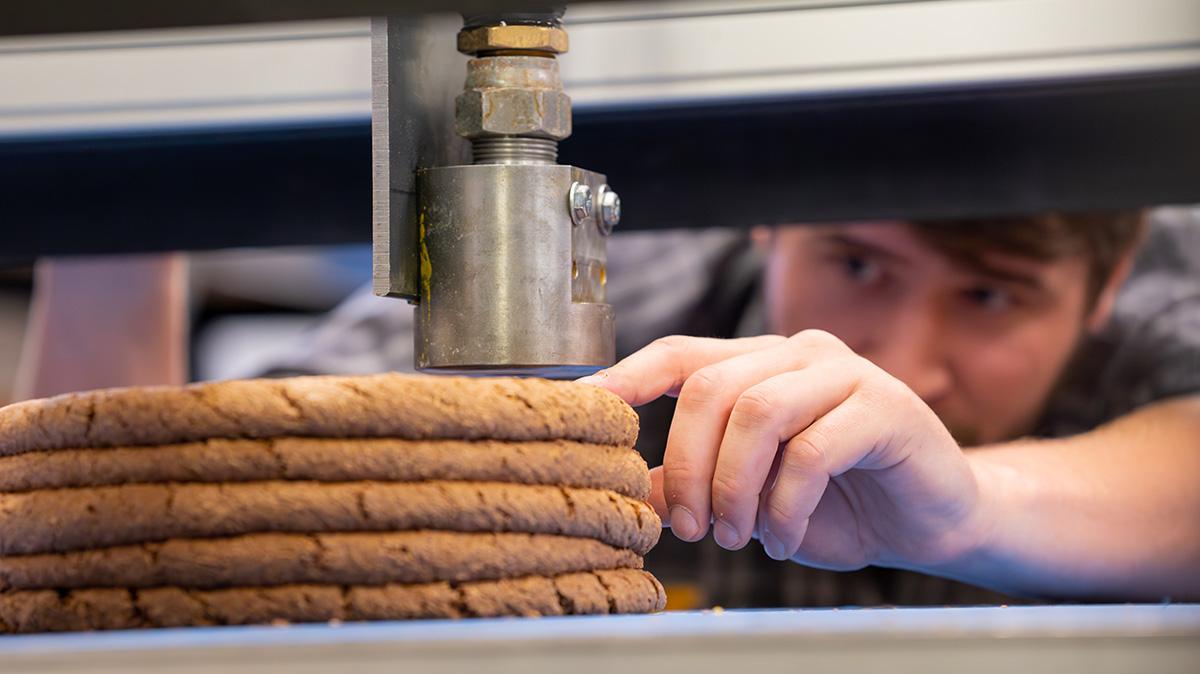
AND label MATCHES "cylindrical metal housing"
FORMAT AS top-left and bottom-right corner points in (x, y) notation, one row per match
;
(415, 163), (614, 378)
